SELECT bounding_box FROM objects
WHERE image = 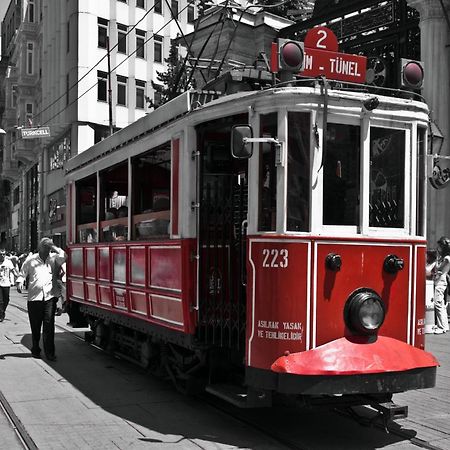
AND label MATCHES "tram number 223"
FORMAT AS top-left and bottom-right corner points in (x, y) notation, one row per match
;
(262, 248), (289, 268)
